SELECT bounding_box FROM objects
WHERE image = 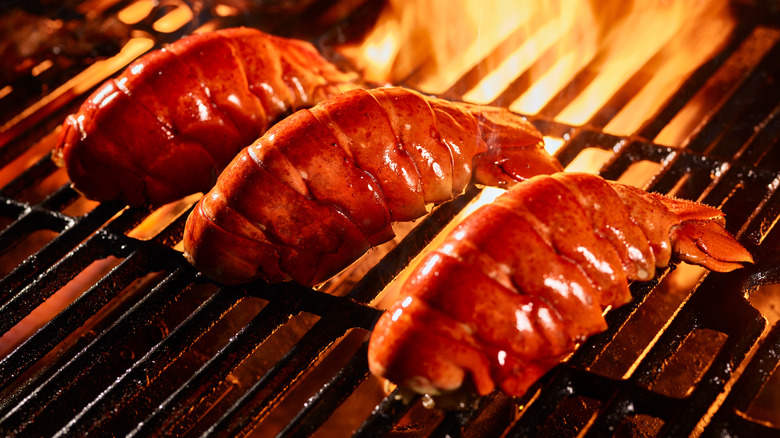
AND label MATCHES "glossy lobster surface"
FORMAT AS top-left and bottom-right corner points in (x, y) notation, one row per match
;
(52, 27), (356, 206)
(368, 172), (753, 398)
(183, 87), (564, 286)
